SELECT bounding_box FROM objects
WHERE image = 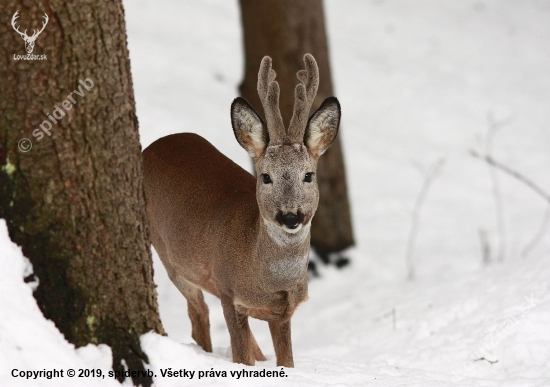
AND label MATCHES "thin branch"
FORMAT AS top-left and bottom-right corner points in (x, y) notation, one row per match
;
(406, 158), (445, 280)
(470, 150), (550, 259)
(521, 203), (550, 258)
(488, 159), (506, 262)
(484, 114), (510, 262)
(479, 229), (491, 265)
(487, 111), (515, 134)
(469, 151), (550, 203)
(474, 357), (498, 365)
